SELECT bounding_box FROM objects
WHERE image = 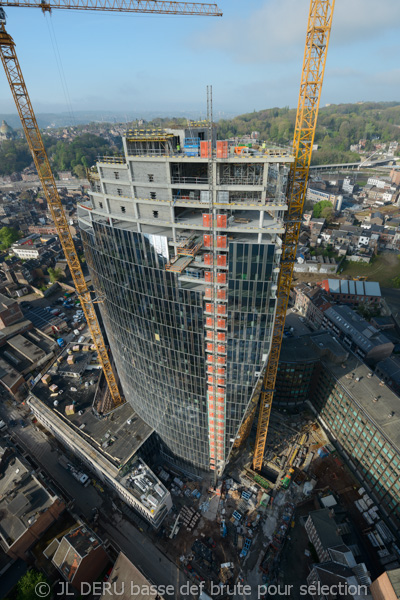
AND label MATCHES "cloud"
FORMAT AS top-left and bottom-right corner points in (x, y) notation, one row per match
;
(191, 0), (400, 64)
